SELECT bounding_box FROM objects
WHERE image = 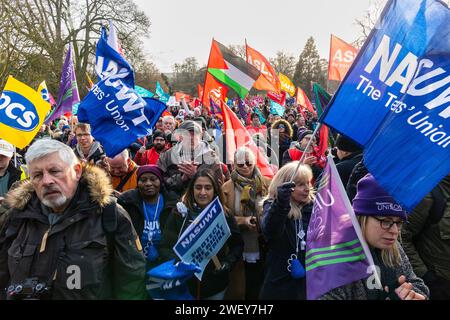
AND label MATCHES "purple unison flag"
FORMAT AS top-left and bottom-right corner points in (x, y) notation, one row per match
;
(306, 155), (378, 300)
(47, 45), (80, 122)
